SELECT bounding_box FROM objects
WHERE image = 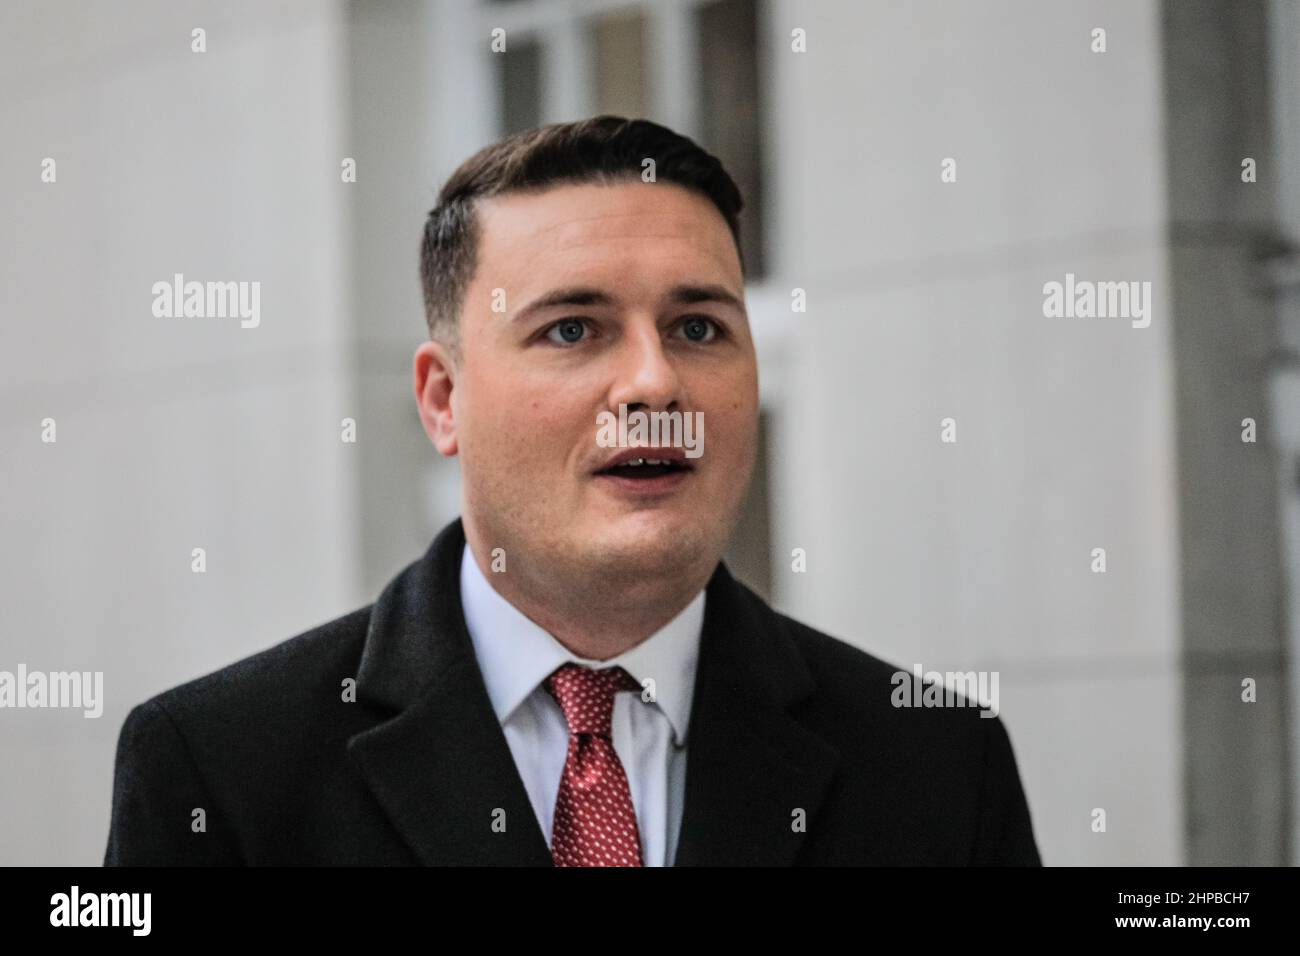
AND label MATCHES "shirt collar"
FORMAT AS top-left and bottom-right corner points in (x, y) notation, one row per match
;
(459, 541), (704, 747)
